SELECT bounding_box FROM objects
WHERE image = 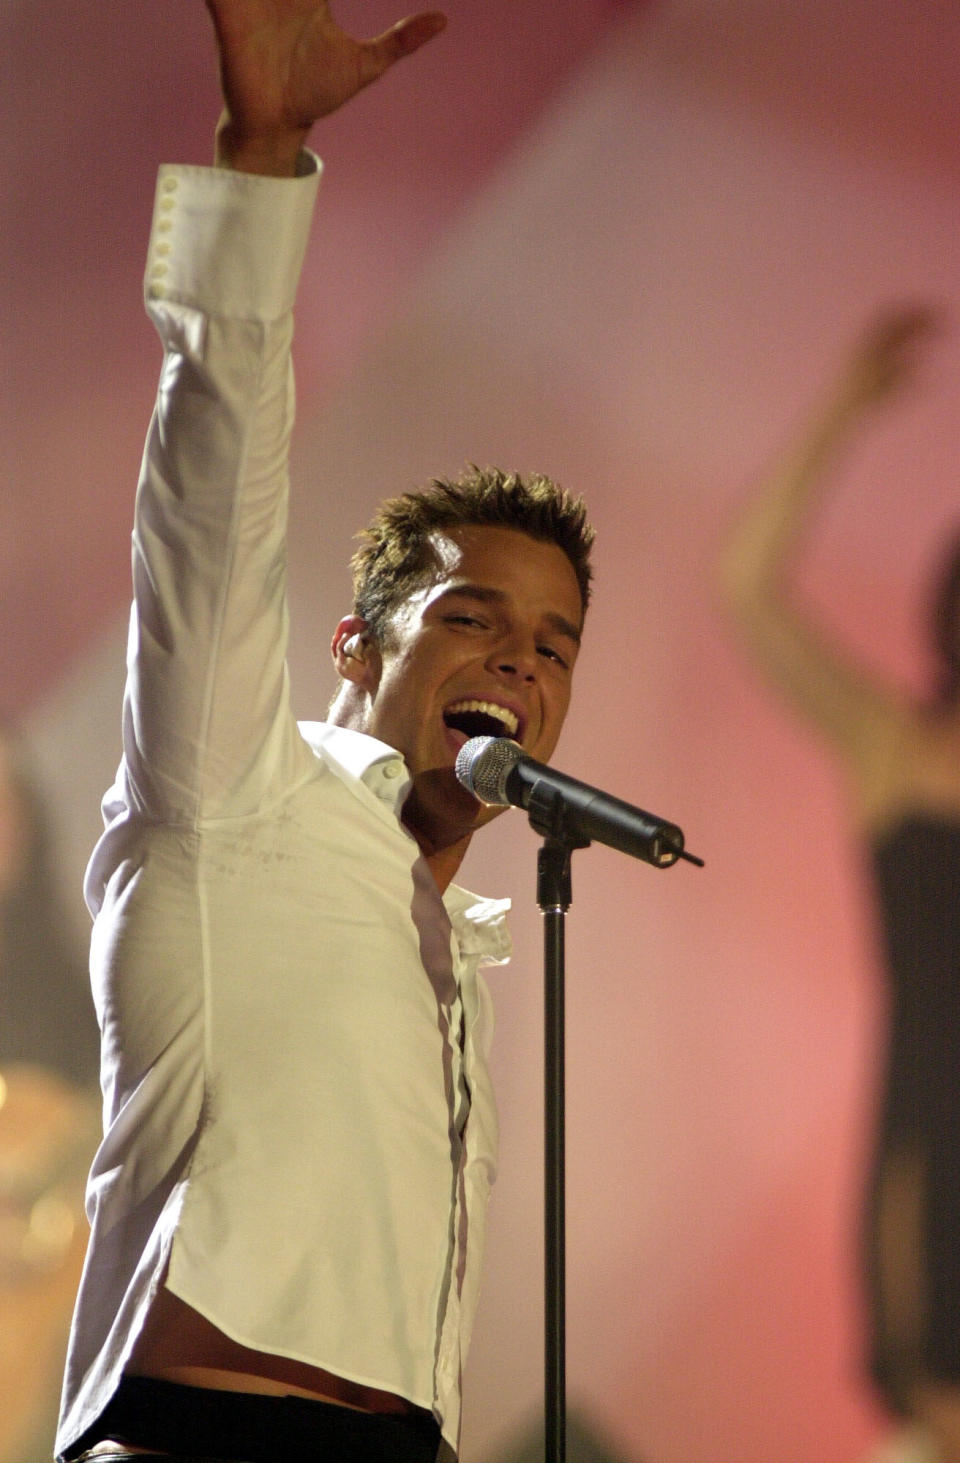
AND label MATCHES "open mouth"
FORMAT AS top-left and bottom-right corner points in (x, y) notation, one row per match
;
(443, 698), (522, 745)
